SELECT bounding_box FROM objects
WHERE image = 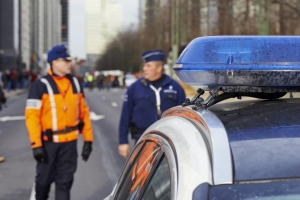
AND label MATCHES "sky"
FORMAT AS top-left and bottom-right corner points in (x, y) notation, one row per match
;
(69, 0), (139, 59)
